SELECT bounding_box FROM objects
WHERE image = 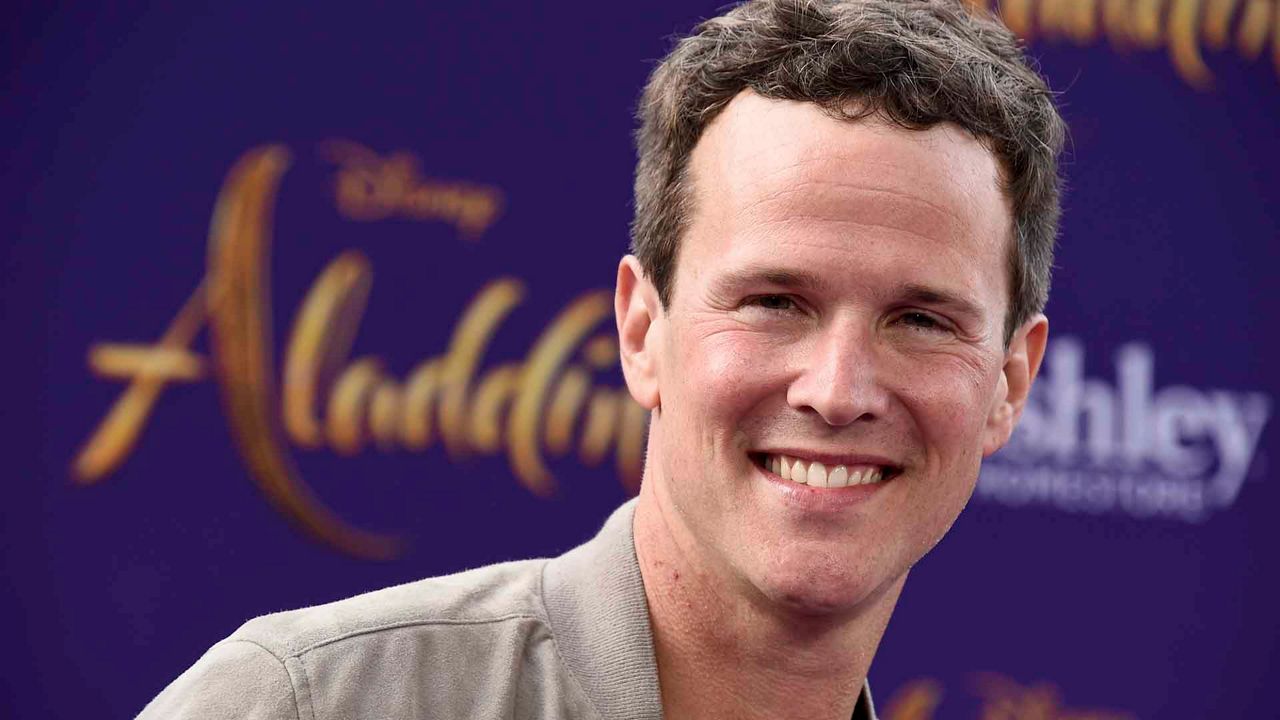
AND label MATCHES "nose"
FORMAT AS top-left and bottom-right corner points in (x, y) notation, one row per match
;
(786, 320), (890, 427)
